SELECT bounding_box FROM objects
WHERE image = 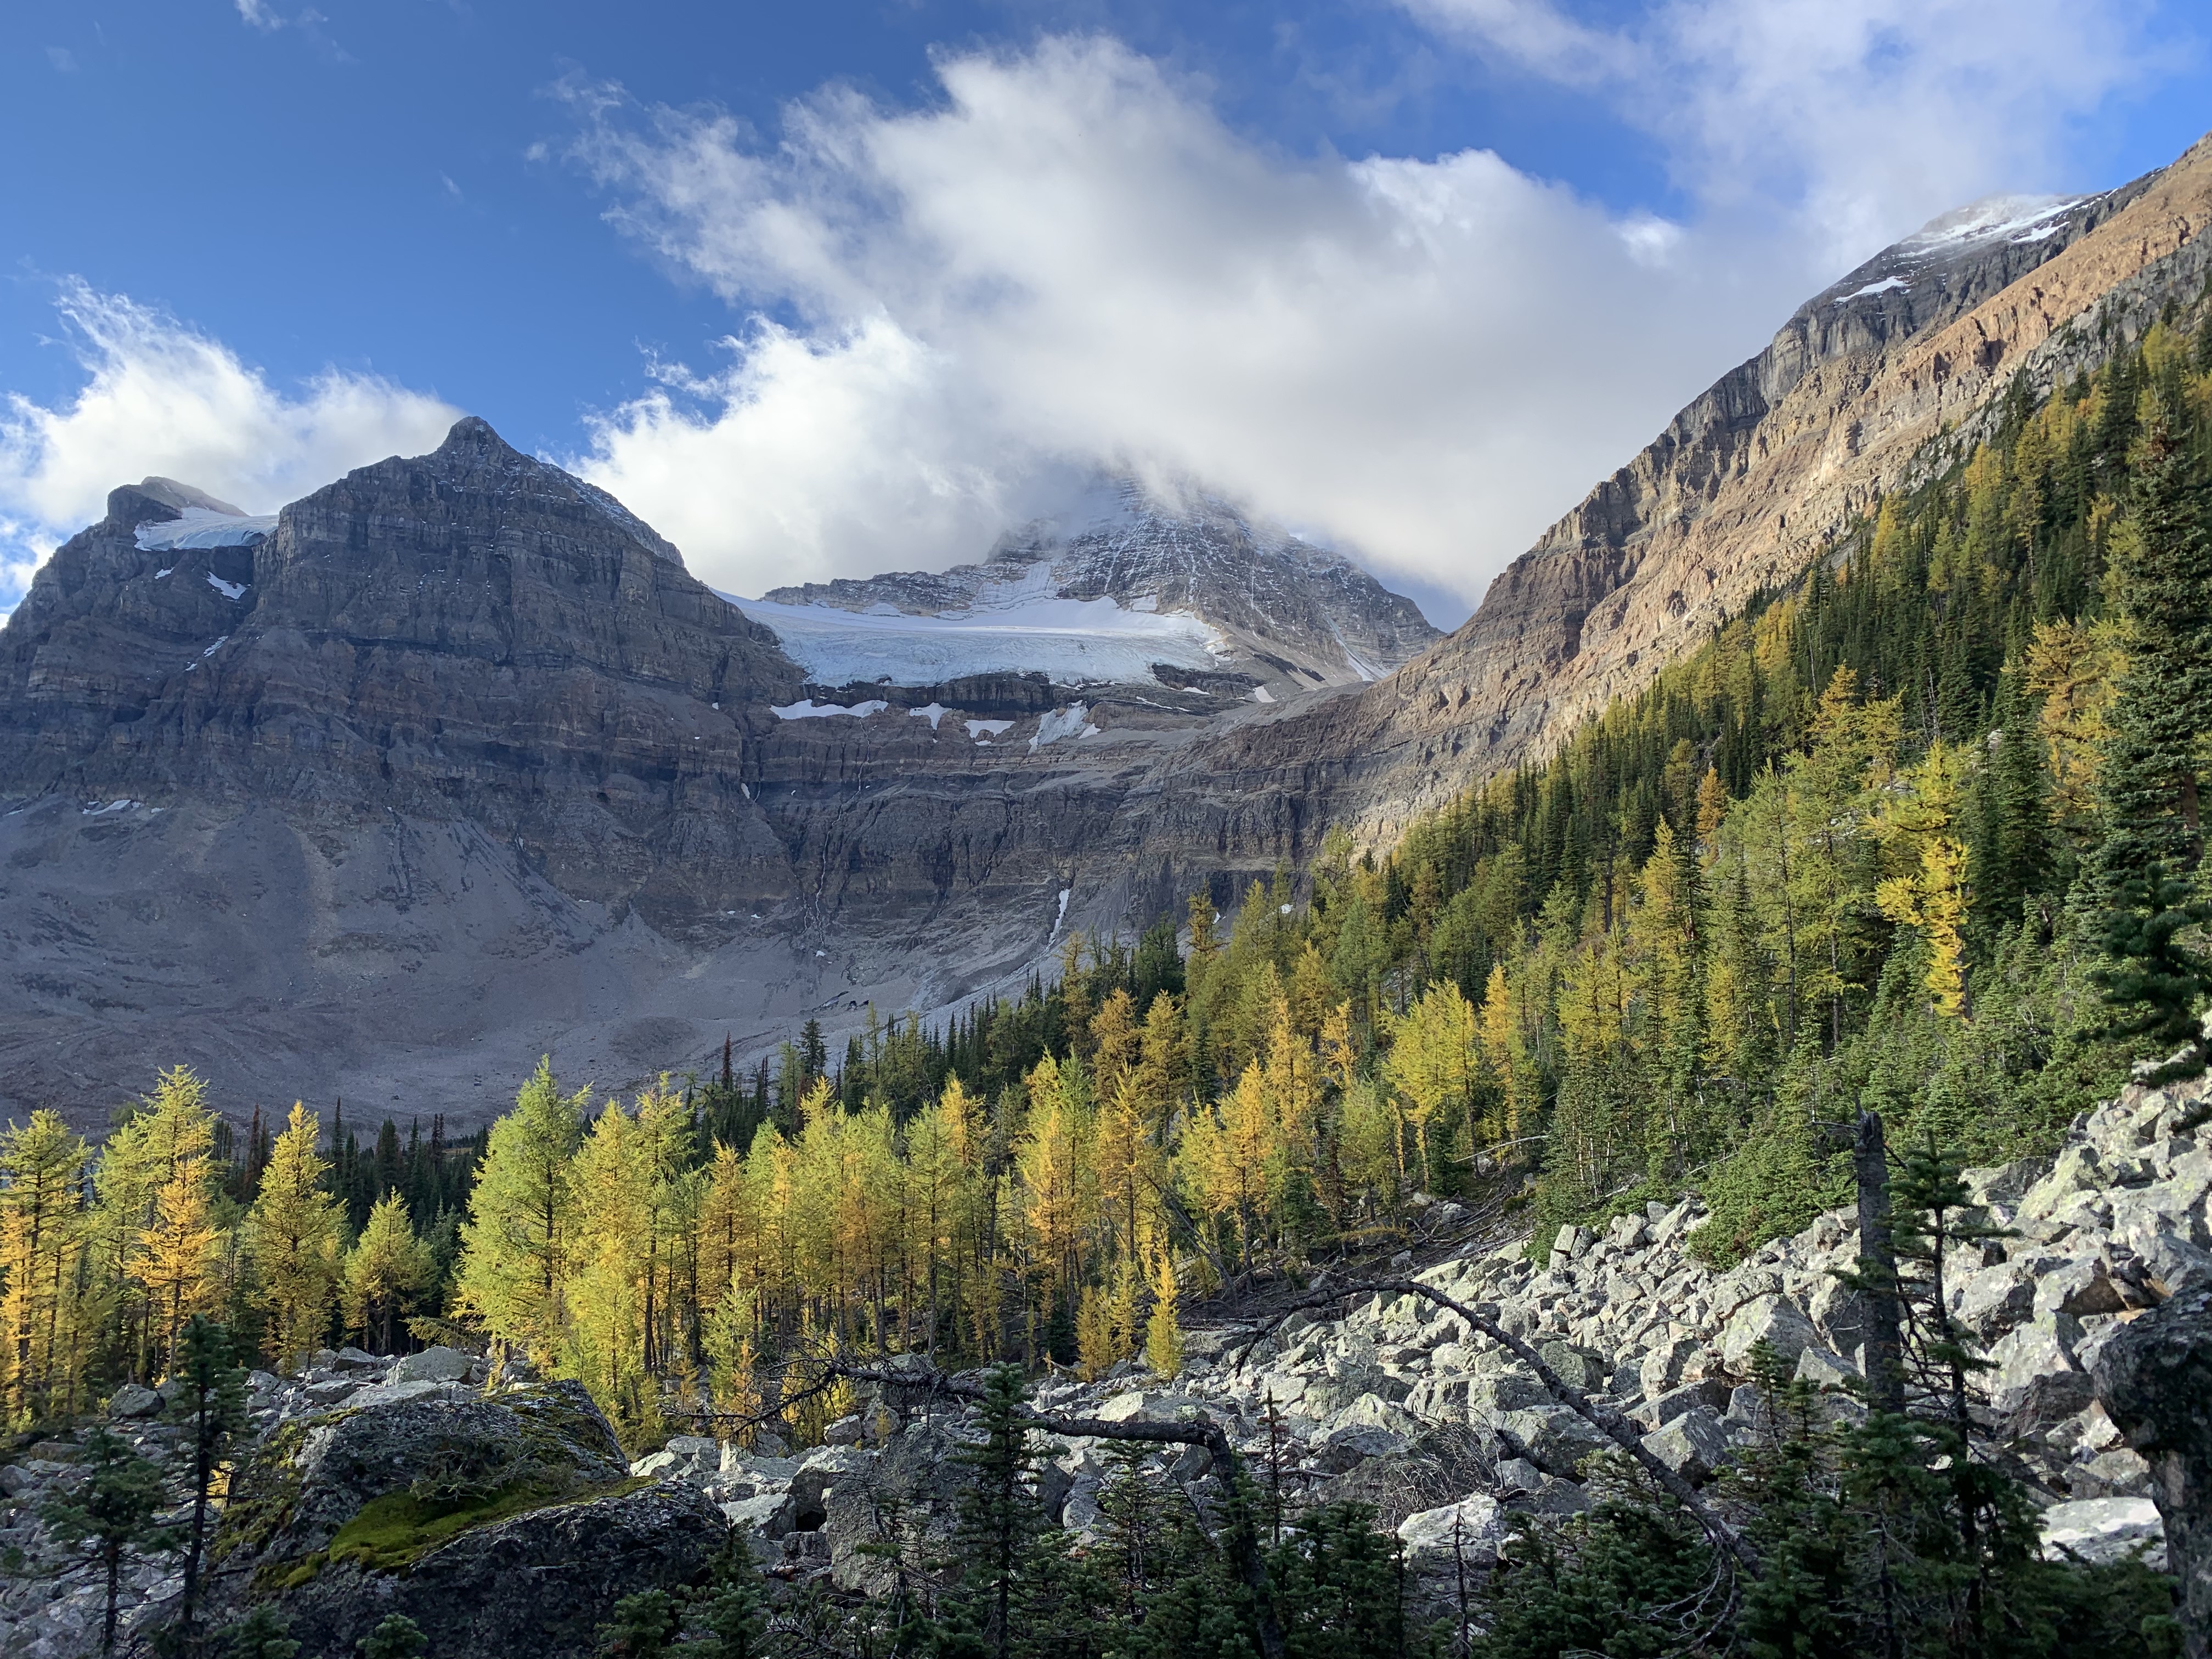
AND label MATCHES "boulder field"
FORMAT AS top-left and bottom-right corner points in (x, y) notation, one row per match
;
(0, 1070), (2204, 1654)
